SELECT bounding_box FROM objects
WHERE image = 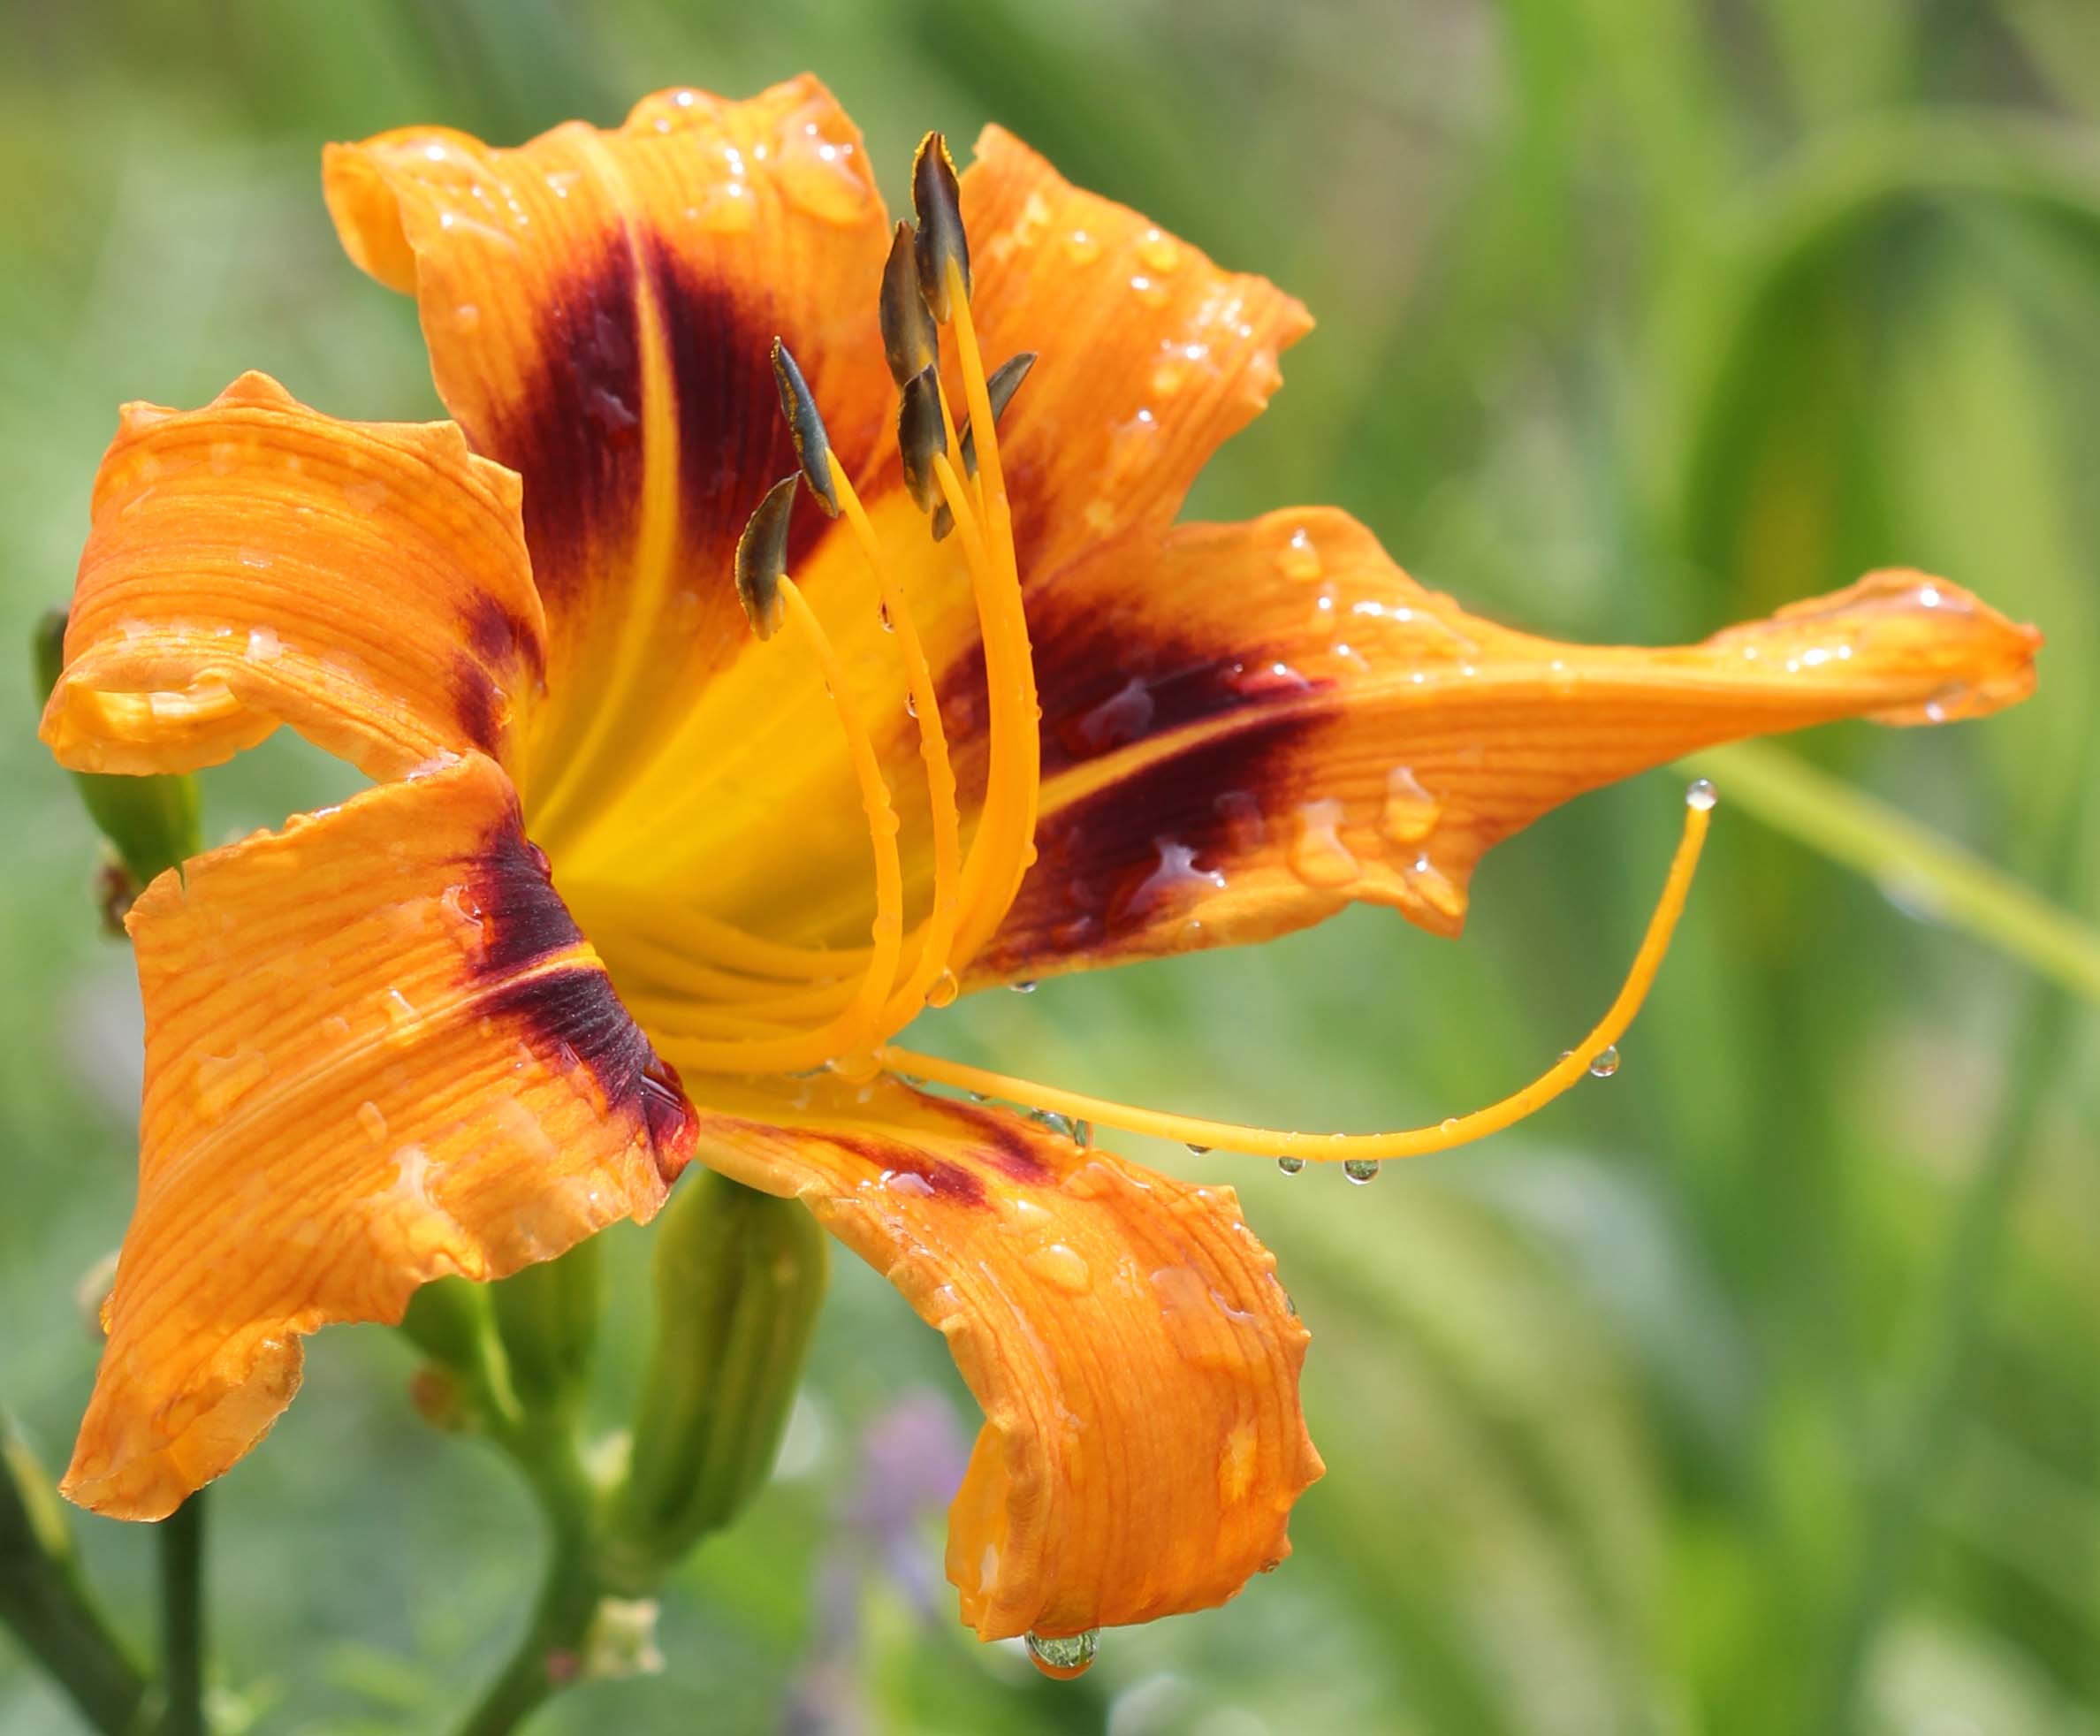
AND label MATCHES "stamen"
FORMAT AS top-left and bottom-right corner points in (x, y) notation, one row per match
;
(770, 340), (839, 518)
(928, 453), (1034, 963)
(568, 892), (871, 984)
(824, 451), (966, 1024)
(733, 476), (795, 642)
(932, 351), (1035, 542)
(879, 792), (1714, 1159)
(940, 261), (1041, 967)
(879, 221), (939, 389)
(681, 489), (904, 1074)
(910, 133), (970, 322)
(897, 364), (948, 514)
